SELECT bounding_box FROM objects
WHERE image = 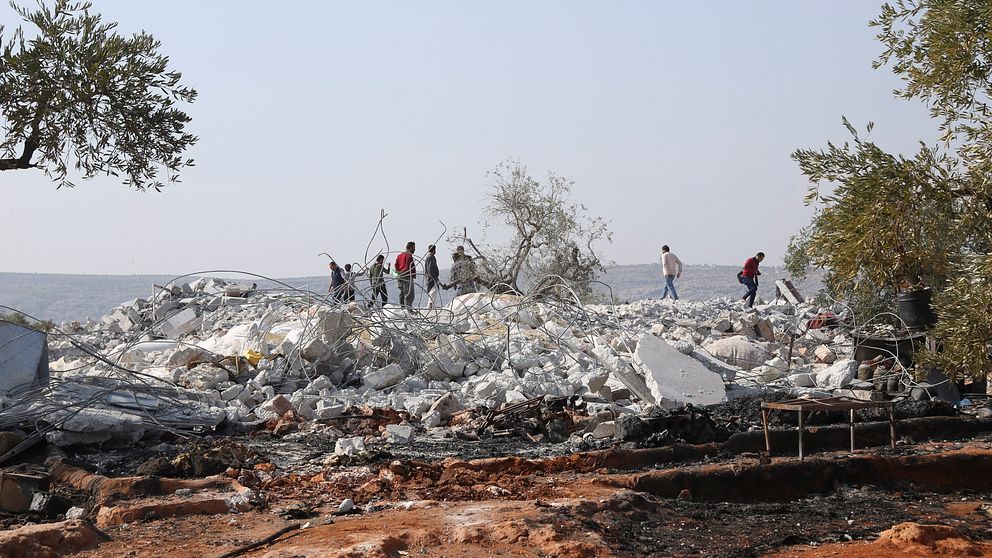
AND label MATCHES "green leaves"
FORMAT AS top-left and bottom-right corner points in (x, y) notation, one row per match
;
(795, 0), (992, 378)
(0, 0), (197, 190)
